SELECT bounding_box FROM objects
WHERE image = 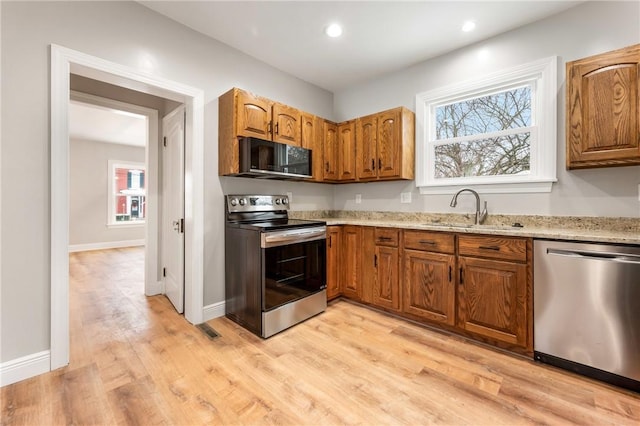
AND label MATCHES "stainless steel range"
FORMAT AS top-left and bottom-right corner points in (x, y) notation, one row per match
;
(224, 194), (327, 338)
